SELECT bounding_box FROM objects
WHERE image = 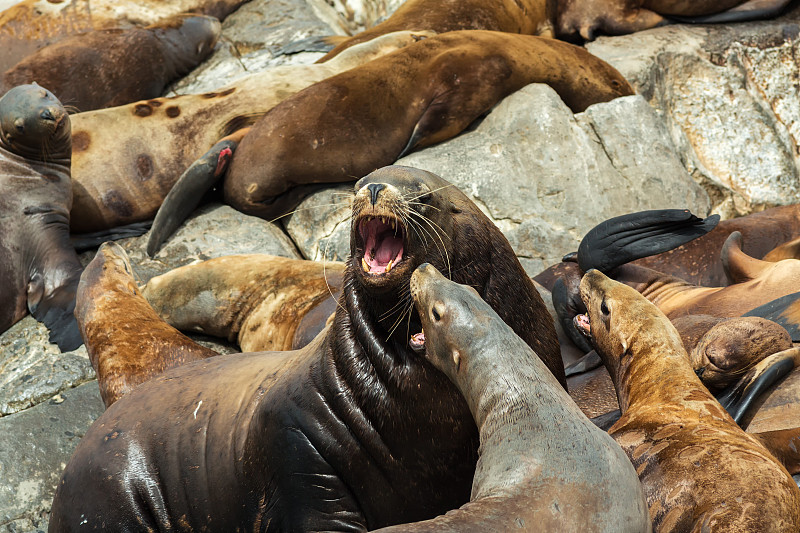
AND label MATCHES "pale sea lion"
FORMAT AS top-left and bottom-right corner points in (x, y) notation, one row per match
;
(0, 83), (82, 350)
(1, 14), (221, 112)
(67, 30), (435, 233)
(374, 263), (651, 532)
(49, 166), (564, 530)
(576, 269), (800, 531)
